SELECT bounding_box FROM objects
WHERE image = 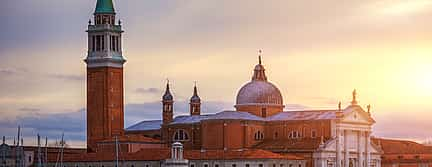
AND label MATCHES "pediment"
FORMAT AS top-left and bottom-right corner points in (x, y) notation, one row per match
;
(341, 106), (375, 124)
